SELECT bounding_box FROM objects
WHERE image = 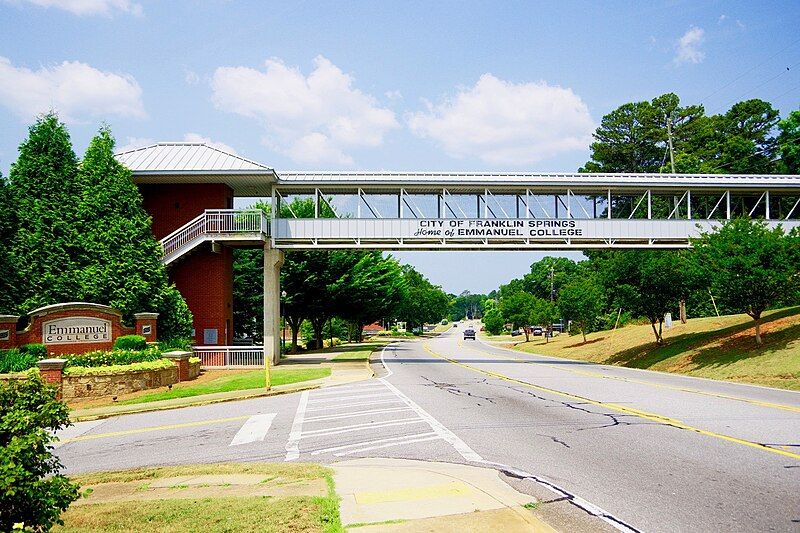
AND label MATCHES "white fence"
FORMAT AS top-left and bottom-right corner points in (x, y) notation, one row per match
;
(193, 345), (264, 367)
